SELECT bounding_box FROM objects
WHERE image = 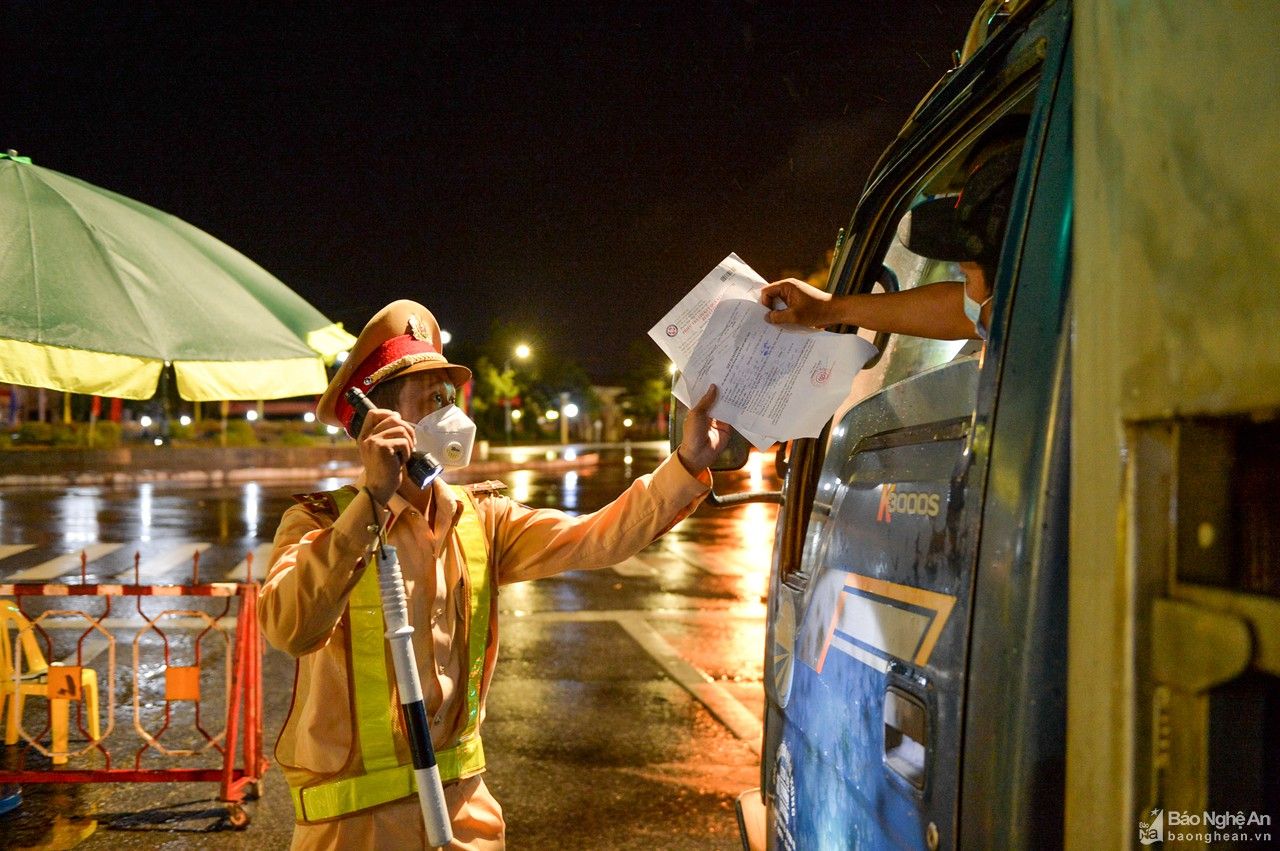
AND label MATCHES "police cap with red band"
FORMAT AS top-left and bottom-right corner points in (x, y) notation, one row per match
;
(316, 300), (472, 436)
